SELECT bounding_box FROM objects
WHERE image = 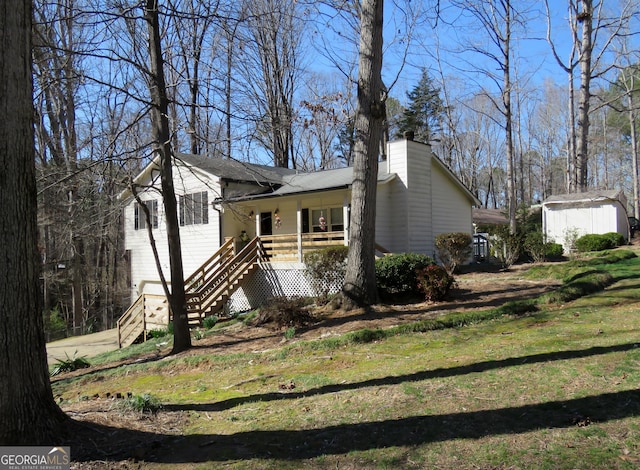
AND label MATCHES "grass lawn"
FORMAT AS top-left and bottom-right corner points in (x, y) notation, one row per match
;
(53, 250), (640, 469)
